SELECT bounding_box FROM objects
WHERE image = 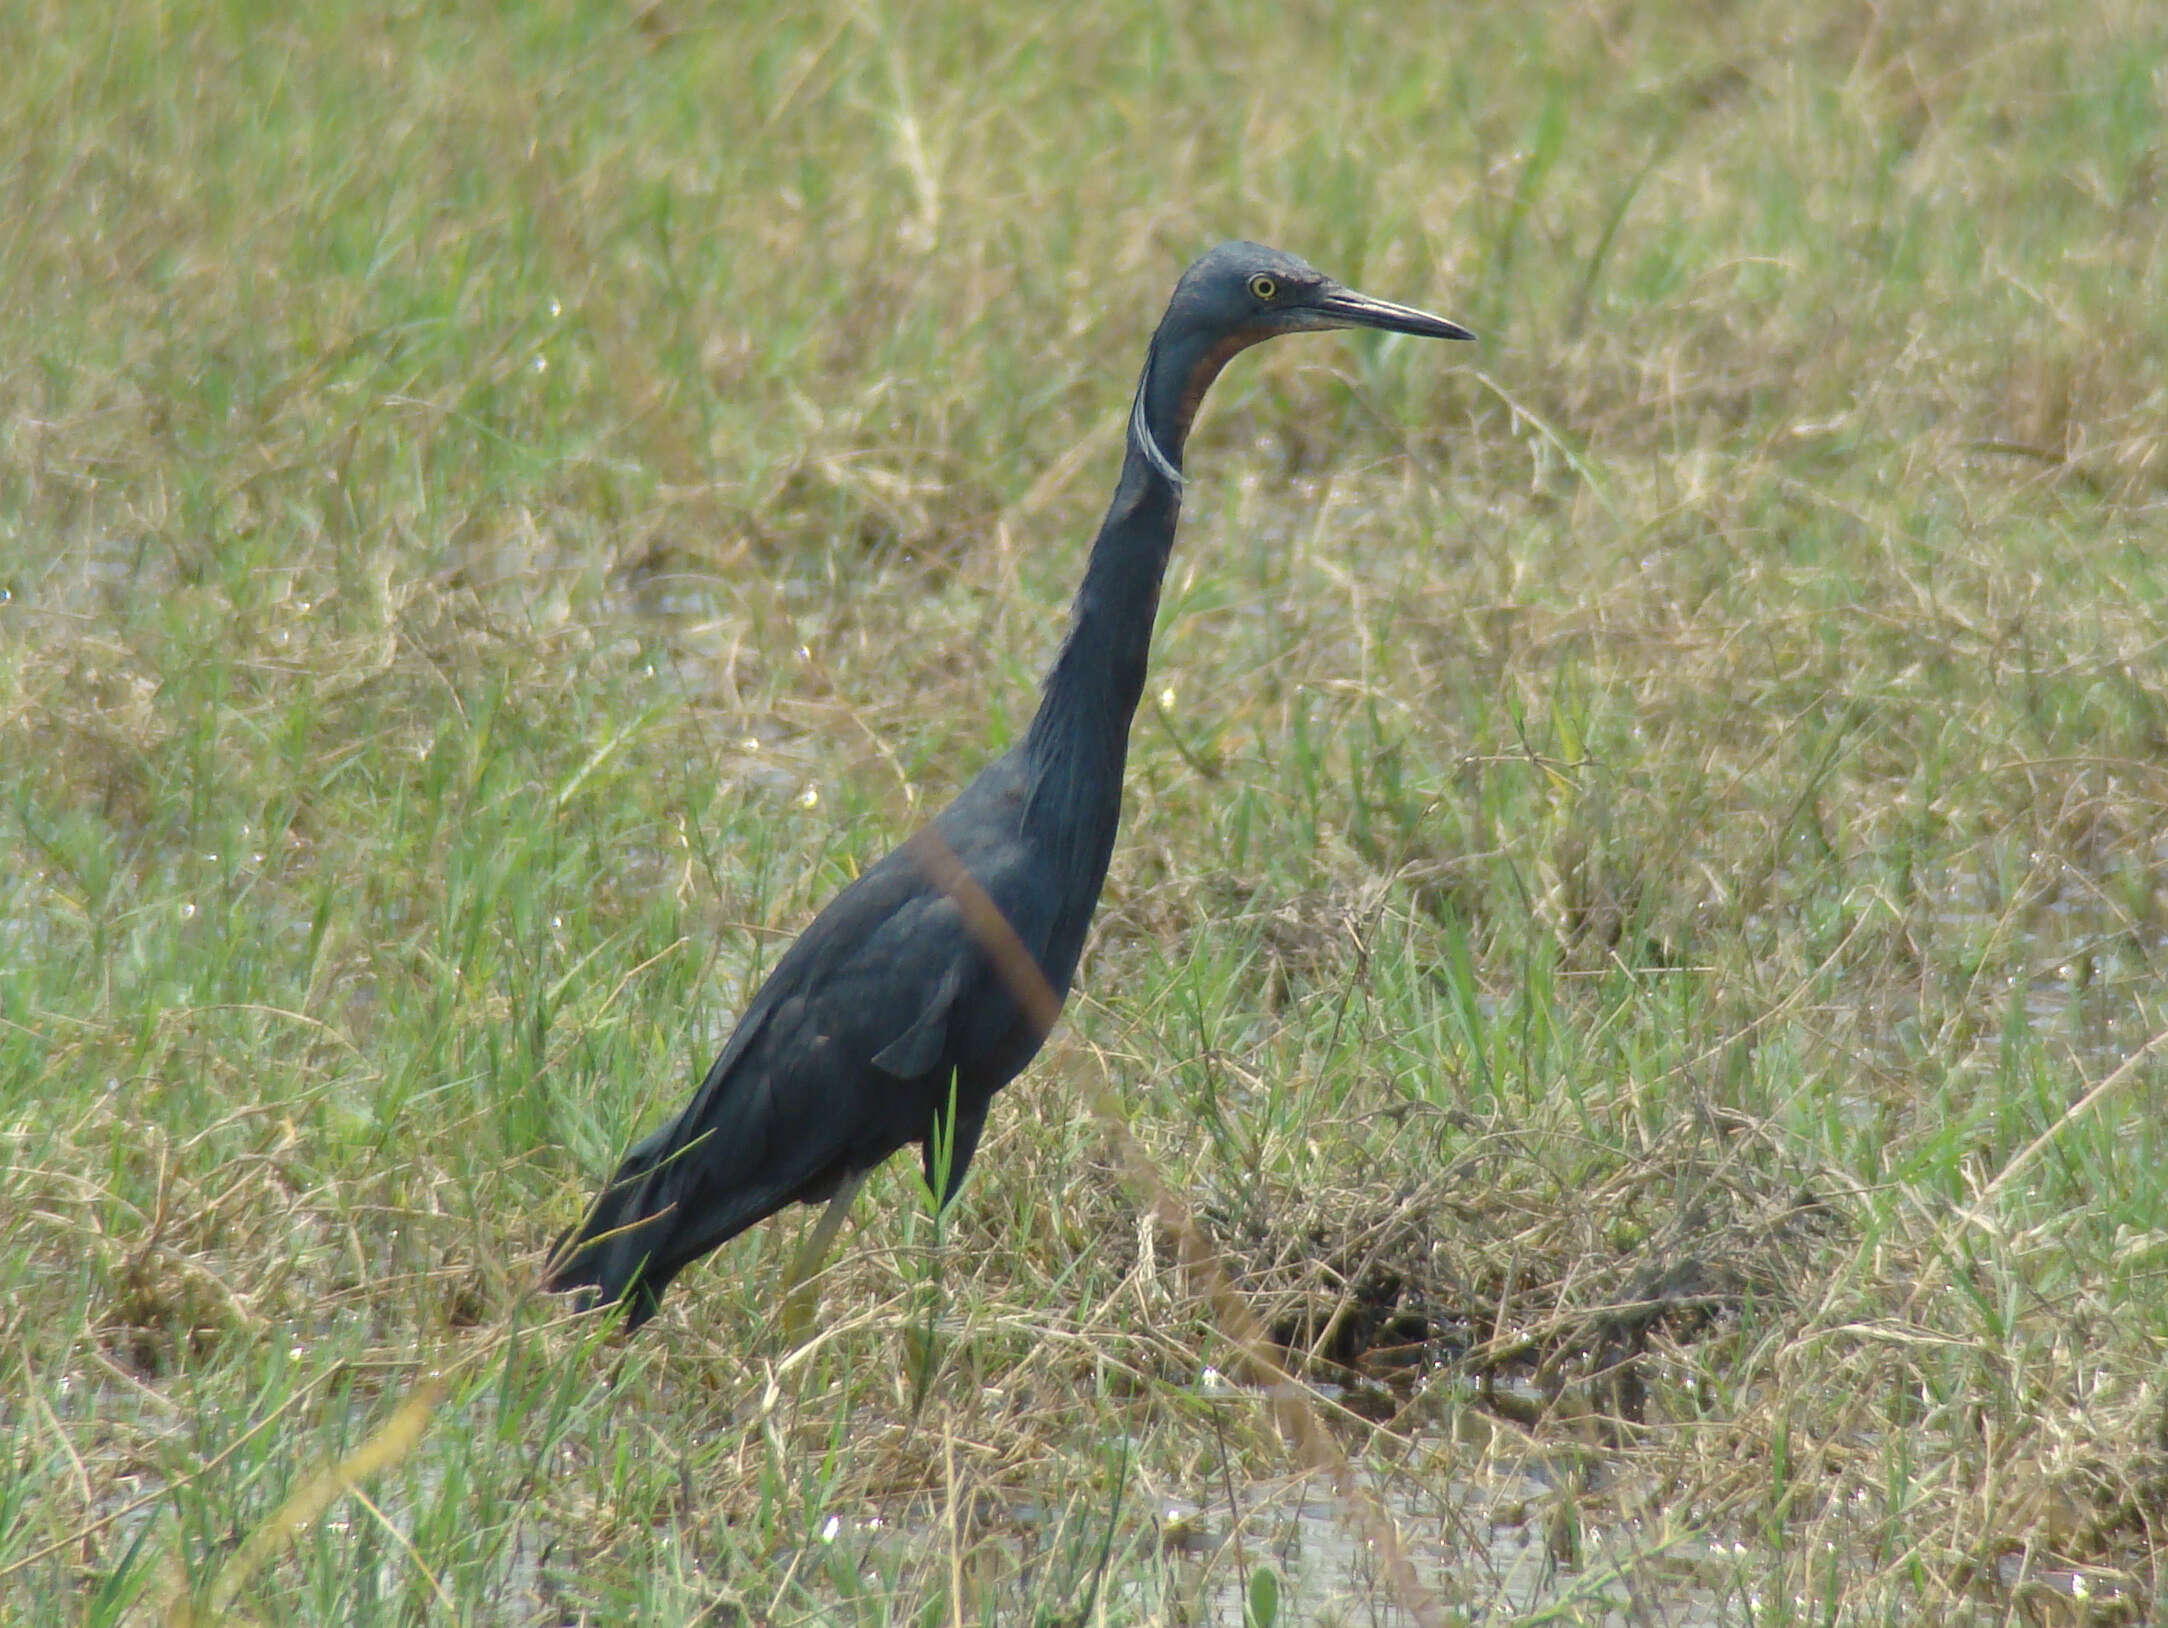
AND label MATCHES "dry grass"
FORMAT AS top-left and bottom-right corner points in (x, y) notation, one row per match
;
(4, 0), (2167, 1621)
